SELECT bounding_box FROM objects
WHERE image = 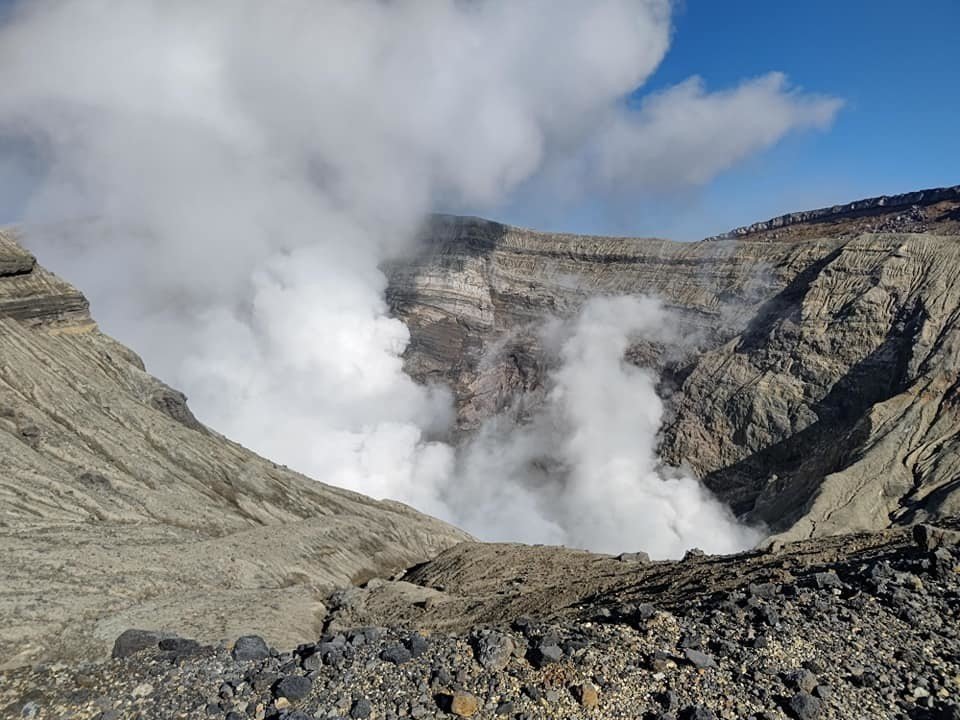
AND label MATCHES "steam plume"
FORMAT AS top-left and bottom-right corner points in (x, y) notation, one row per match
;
(450, 296), (761, 556)
(0, 1), (835, 555)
